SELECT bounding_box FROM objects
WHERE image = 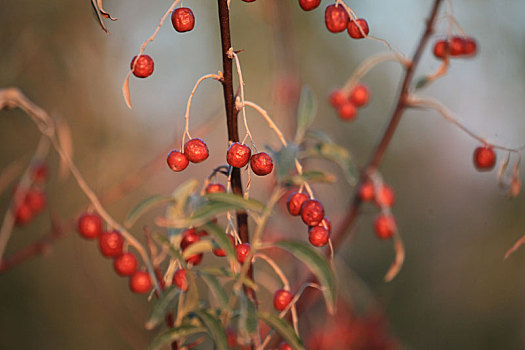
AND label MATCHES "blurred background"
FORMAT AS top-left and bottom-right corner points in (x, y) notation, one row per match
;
(0, 0), (524, 349)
